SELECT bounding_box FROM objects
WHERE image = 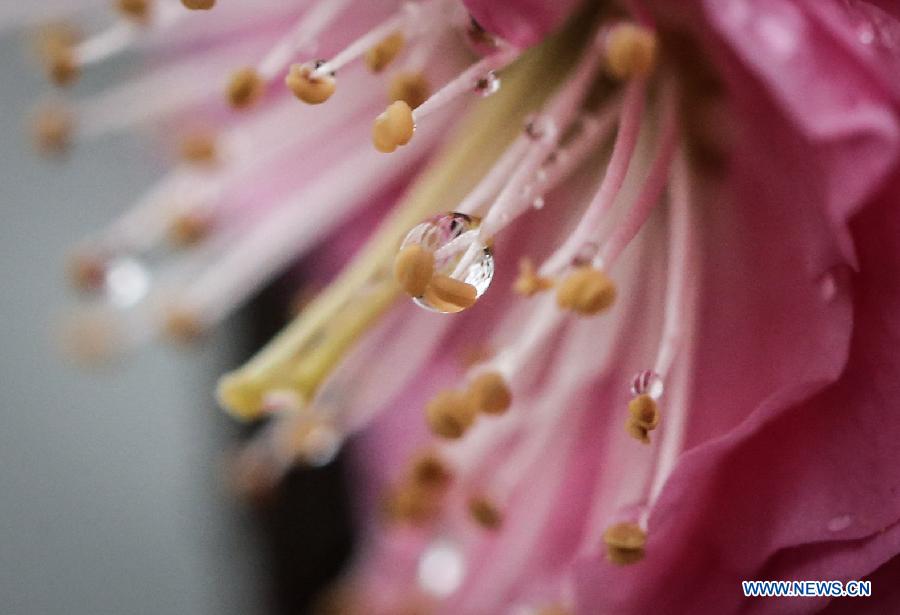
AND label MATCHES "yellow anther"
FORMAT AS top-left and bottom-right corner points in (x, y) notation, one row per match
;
(468, 495), (503, 530)
(409, 452), (453, 491)
(388, 71), (431, 109)
(163, 306), (205, 344)
(372, 100), (415, 153)
(116, 0), (152, 23)
(469, 371), (512, 415)
(365, 31), (405, 73)
(514, 257), (554, 297)
(181, 0), (215, 9)
(603, 522), (647, 565)
(383, 484), (440, 525)
(625, 419), (650, 444)
(536, 606), (572, 615)
(226, 68), (264, 109)
(605, 23), (657, 80)
(628, 394), (659, 429)
(422, 274), (477, 314)
(44, 46), (79, 87)
(285, 62), (336, 105)
(168, 210), (212, 247)
(32, 105), (73, 158)
(179, 131), (218, 166)
(556, 266), (616, 315)
(425, 389), (477, 439)
(394, 244), (434, 297)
